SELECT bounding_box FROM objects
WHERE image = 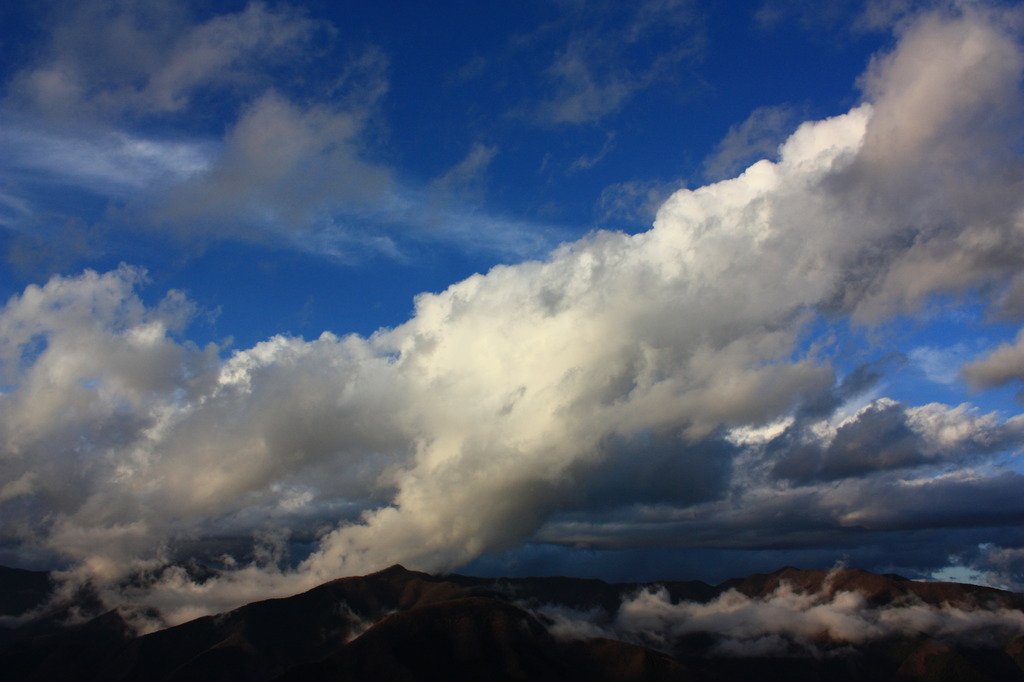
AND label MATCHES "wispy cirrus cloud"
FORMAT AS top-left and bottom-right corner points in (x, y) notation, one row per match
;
(0, 2), (561, 266)
(702, 105), (801, 181)
(9, 0), (320, 120)
(0, 118), (213, 199)
(519, 0), (704, 126)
